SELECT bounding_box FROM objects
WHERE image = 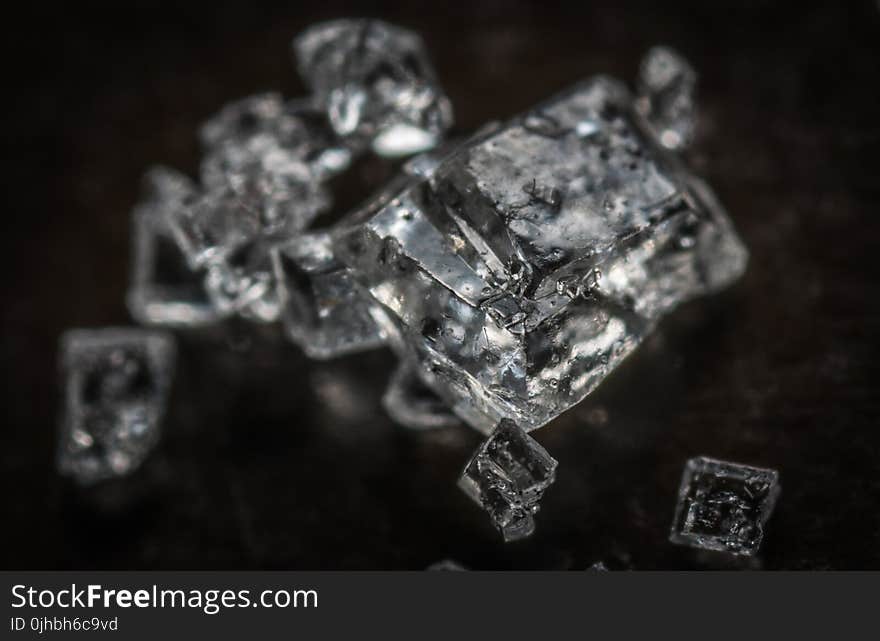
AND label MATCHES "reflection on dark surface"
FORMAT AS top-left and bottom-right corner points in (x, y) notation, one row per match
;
(3, 0), (880, 569)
